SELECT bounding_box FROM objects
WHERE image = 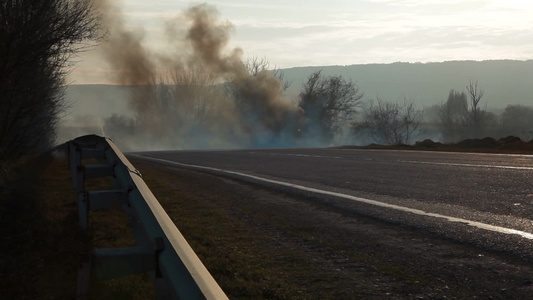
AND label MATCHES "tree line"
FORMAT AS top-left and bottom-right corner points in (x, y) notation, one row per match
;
(284, 73), (533, 146)
(427, 82), (533, 143)
(104, 58), (533, 150)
